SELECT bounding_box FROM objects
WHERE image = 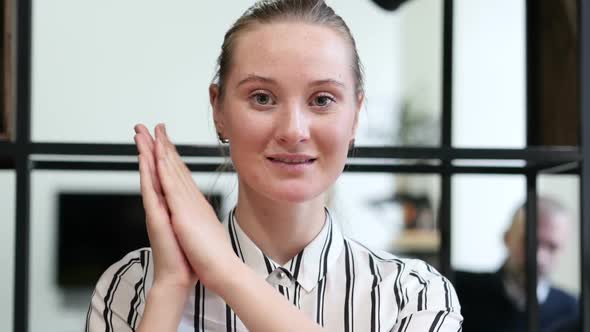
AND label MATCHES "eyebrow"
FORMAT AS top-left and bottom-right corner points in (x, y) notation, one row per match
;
(236, 74), (346, 89)
(309, 79), (346, 88)
(236, 75), (277, 87)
